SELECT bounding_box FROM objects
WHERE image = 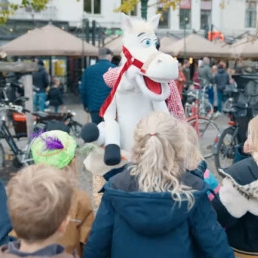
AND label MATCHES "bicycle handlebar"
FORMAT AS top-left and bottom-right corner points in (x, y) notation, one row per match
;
(0, 102), (30, 114)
